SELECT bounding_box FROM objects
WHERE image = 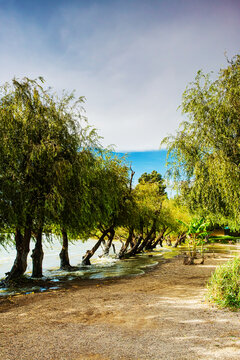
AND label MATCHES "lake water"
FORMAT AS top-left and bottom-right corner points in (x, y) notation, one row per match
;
(1, 238), (240, 297)
(0, 238), (179, 296)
